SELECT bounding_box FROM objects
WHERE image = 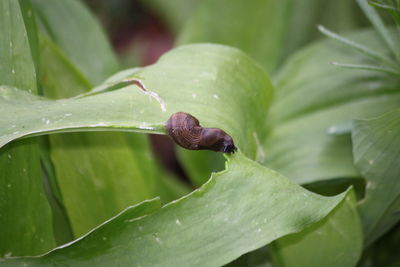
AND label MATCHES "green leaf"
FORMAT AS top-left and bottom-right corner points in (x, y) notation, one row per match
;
(38, 34), (91, 98)
(271, 189), (363, 267)
(352, 108), (400, 245)
(37, 33), (188, 237)
(331, 62), (400, 76)
(39, 135), (74, 246)
(18, 0), (40, 90)
(264, 29), (400, 184)
(0, 0), (55, 256)
(2, 152), (346, 266)
(0, 44), (273, 159)
(48, 131), (172, 237)
(32, 0), (119, 86)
